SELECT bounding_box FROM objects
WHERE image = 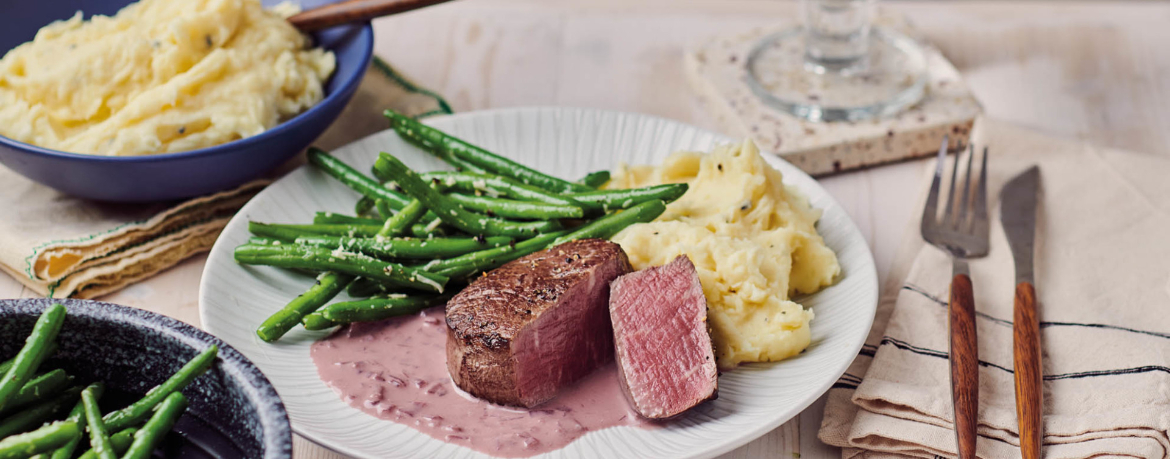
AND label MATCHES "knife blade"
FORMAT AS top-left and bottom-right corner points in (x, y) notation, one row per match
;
(1000, 165), (1042, 459)
(1001, 167), (1039, 283)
